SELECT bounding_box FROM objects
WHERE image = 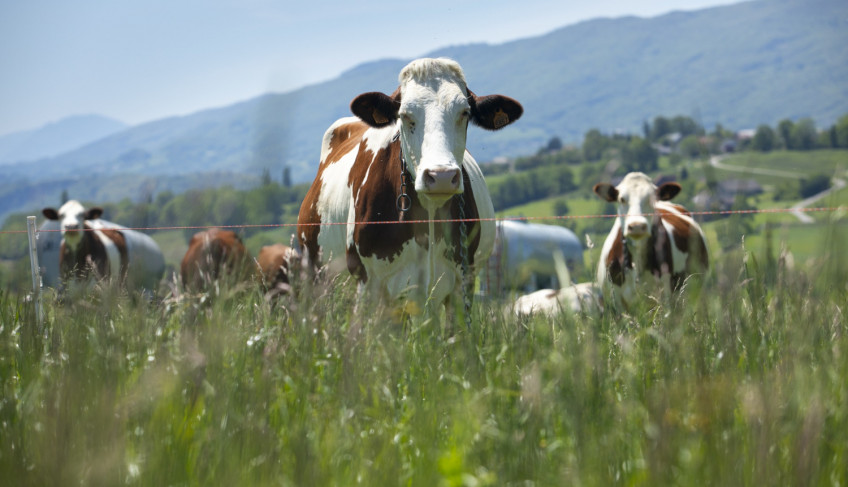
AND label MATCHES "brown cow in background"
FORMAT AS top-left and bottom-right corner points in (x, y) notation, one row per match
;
(256, 243), (297, 298)
(181, 228), (251, 290)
